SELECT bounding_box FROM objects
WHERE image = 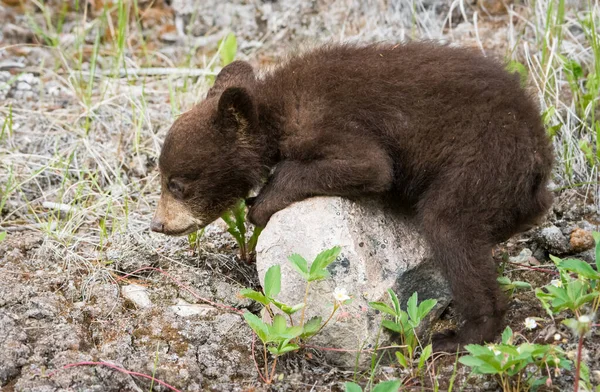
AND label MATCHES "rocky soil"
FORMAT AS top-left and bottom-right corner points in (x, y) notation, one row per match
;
(1, 0), (599, 391)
